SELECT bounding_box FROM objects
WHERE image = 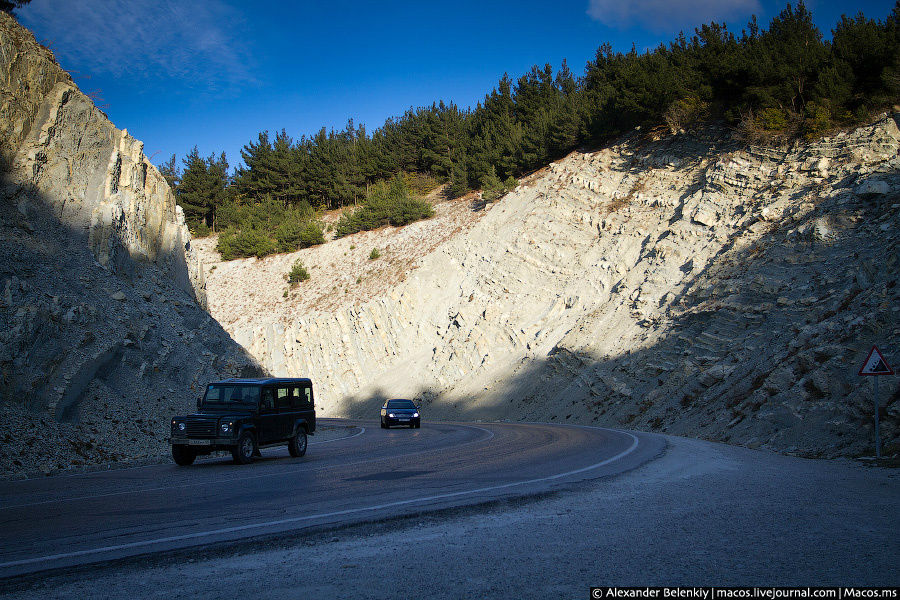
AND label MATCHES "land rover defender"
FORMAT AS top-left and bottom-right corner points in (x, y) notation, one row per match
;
(170, 378), (316, 465)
